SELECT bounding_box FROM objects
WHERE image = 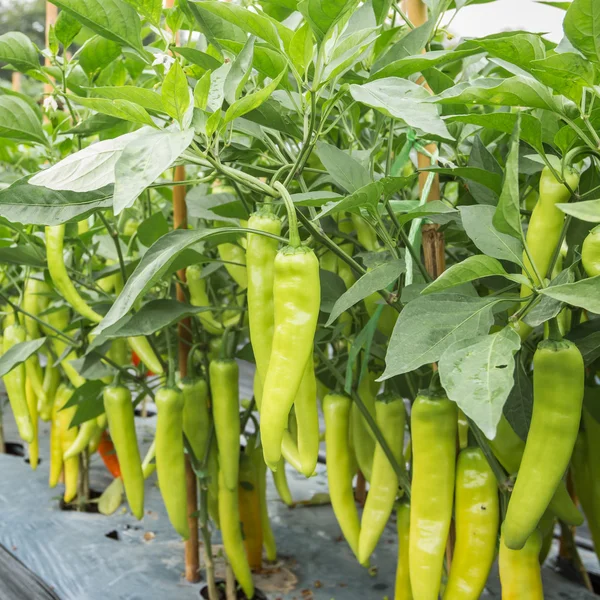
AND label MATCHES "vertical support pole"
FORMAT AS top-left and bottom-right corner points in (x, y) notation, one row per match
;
(44, 2), (57, 98)
(164, 0), (200, 583)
